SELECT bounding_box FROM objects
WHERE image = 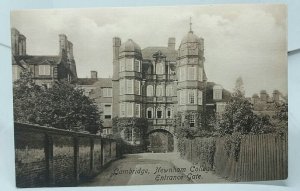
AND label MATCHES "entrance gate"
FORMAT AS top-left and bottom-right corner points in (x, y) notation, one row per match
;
(146, 129), (174, 153)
